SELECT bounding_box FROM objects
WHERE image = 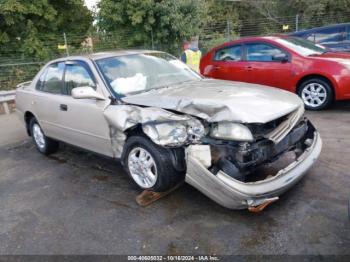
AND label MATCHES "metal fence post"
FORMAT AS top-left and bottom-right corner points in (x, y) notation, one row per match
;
(63, 32), (69, 56)
(151, 29), (154, 50)
(226, 19), (231, 41)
